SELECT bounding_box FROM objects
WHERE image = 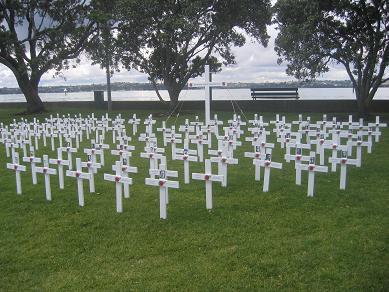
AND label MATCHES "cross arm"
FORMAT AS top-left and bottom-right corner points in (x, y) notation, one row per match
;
(35, 167), (57, 175)
(22, 157), (42, 163)
(66, 170), (91, 180)
(49, 158), (70, 166)
(7, 164), (26, 172)
(314, 165), (328, 173)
